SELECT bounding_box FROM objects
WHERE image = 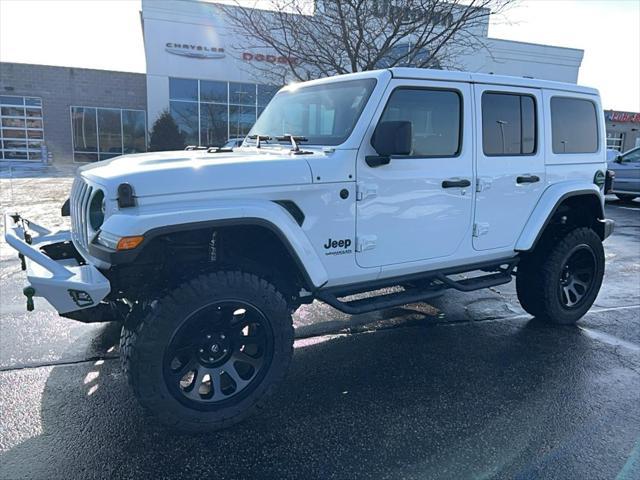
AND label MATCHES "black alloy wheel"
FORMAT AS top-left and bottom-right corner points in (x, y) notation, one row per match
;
(558, 245), (597, 309)
(163, 300), (273, 409)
